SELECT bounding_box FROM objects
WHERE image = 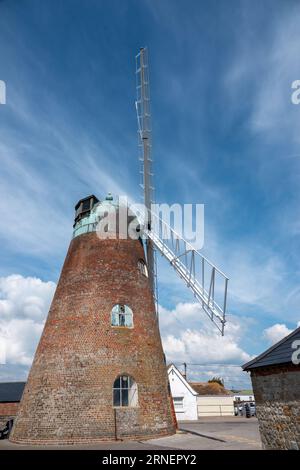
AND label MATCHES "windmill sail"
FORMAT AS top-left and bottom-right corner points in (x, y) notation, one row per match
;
(135, 47), (228, 335)
(136, 47), (158, 310)
(145, 211), (228, 335)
